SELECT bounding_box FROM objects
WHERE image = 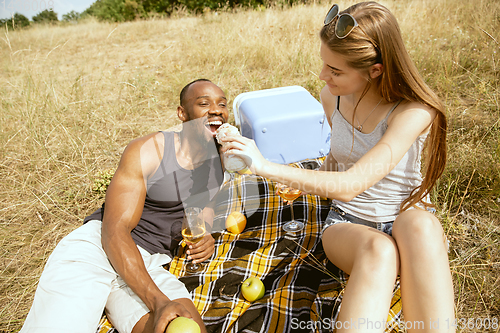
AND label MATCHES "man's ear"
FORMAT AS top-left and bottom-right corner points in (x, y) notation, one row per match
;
(177, 106), (188, 121)
(369, 63), (383, 79)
